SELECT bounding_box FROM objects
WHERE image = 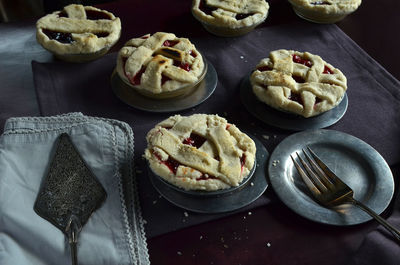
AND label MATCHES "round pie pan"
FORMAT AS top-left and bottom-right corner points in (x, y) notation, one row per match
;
(50, 46), (111, 63)
(149, 161), (256, 198)
(111, 59), (218, 112)
(147, 135), (269, 213)
(240, 73), (348, 130)
(118, 60), (208, 99)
